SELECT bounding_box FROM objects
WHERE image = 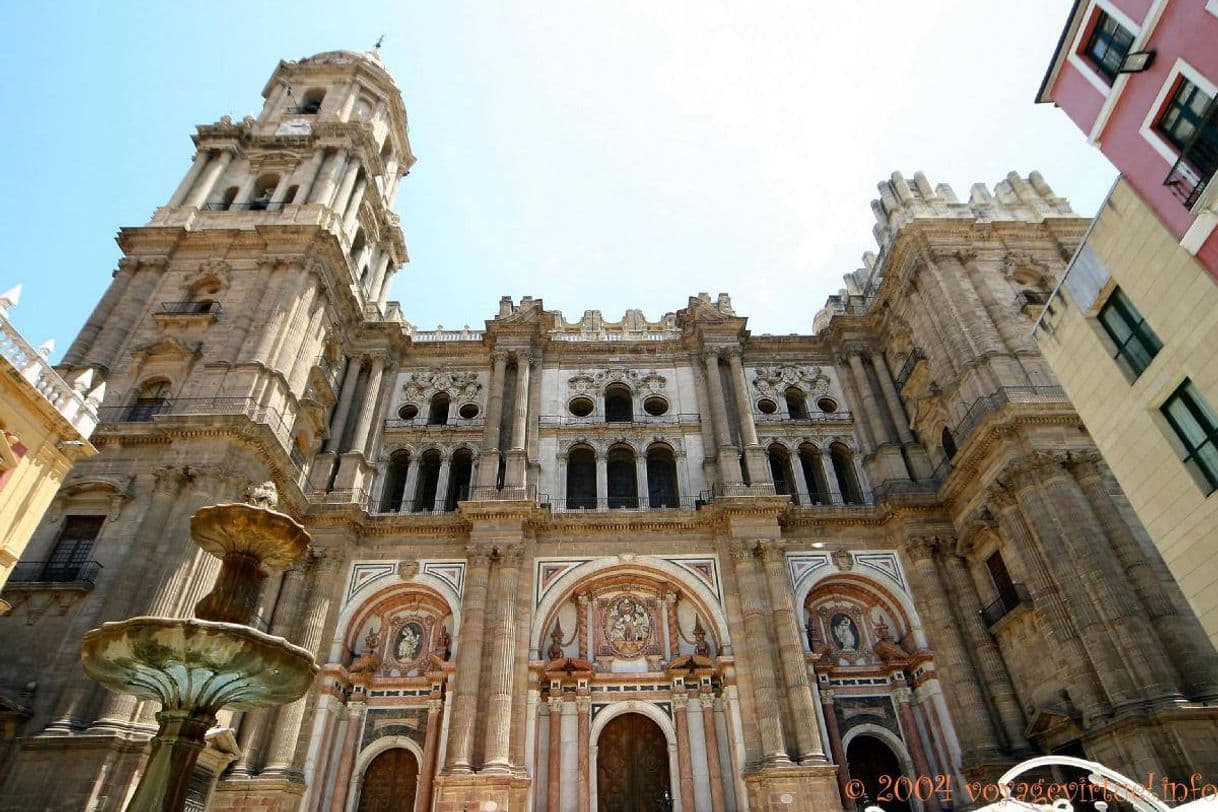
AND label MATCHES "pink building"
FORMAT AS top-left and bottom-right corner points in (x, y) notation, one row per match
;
(1038, 0), (1218, 275)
